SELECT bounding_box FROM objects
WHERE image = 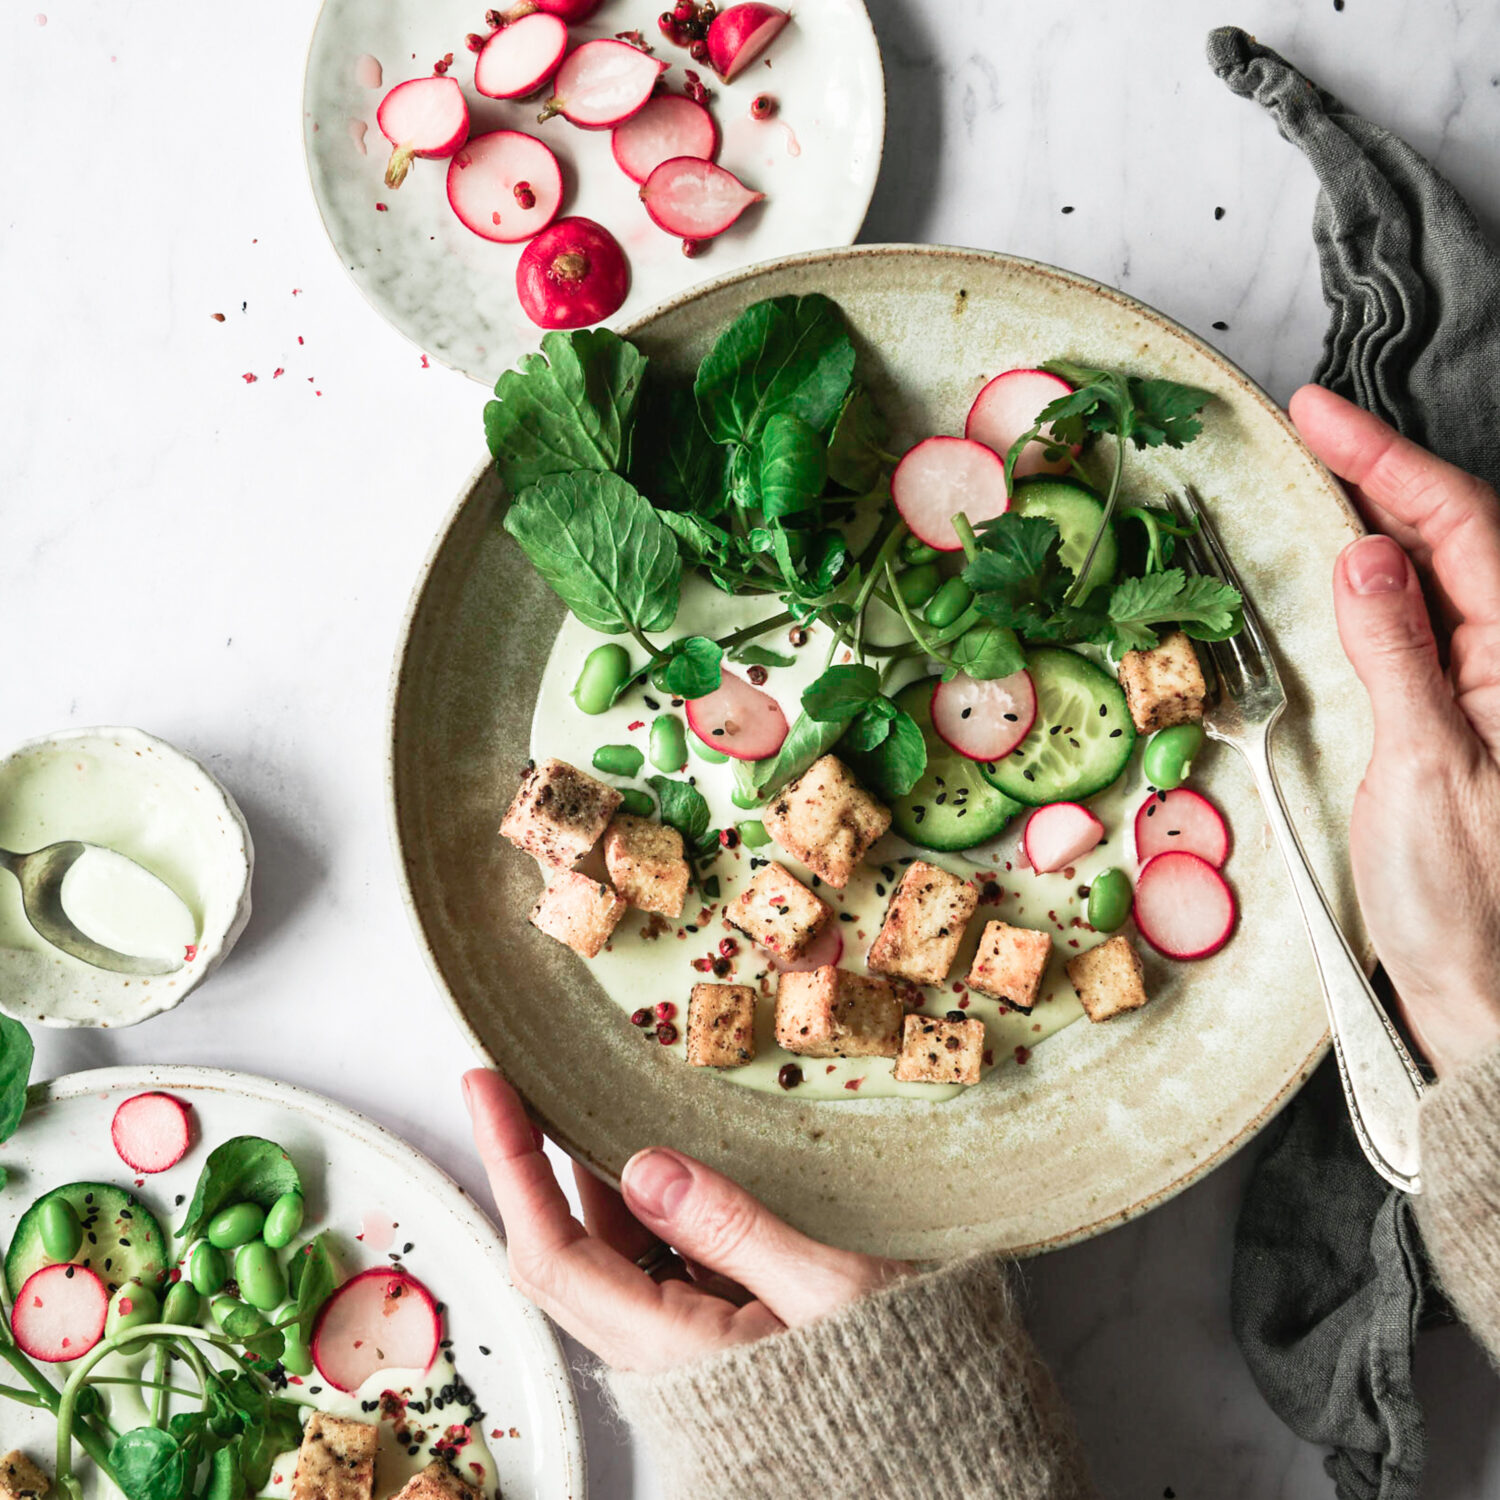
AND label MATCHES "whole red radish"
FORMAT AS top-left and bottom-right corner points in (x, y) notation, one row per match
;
(11, 1263), (109, 1363)
(502, 0), (602, 20)
(516, 218), (630, 329)
(448, 131), (563, 243)
(540, 39), (667, 128)
(475, 12), (568, 99)
(706, 3), (791, 81)
(640, 158), (763, 238)
(376, 76), (470, 189)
